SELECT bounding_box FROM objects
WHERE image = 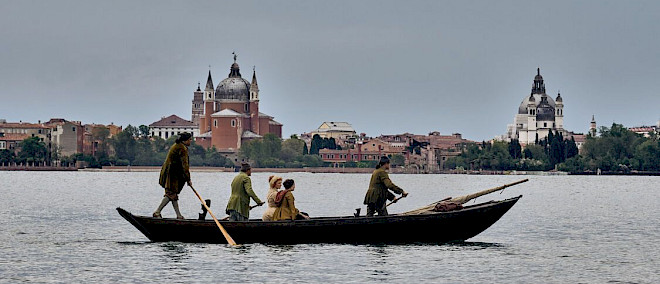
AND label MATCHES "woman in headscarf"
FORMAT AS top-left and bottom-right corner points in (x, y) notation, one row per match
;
(272, 179), (310, 221)
(262, 175), (282, 221)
